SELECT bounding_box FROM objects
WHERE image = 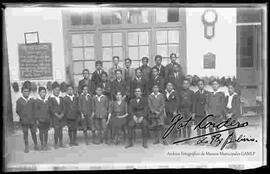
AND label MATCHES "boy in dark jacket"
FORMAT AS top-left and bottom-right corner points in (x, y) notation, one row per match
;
(131, 68), (148, 98)
(225, 83), (241, 149)
(35, 87), (50, 151)
(64, 85), (80, 146)
(16, 86), (38, 153)
(111, 69), (129, 101)
(192, 79), (209, 139)
(91, 60), (106, 86)
(98, 72), (112, 100)
(78, 84), (94, 145)
(48, 82), (66, 149)
(178, 79), (194, 143)
(149, 67), (165, 93)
